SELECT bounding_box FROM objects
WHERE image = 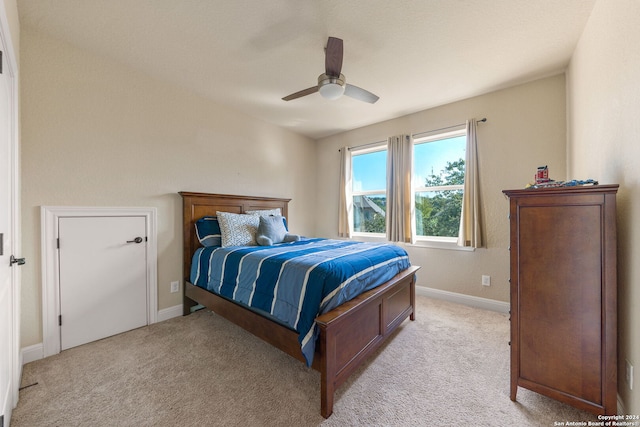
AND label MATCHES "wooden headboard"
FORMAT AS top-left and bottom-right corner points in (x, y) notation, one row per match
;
(179, 192), (291, 283)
